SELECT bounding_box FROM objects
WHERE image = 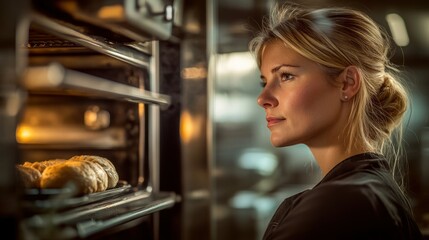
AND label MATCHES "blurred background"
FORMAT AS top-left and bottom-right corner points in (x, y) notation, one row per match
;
(209, 0), (429, 239)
